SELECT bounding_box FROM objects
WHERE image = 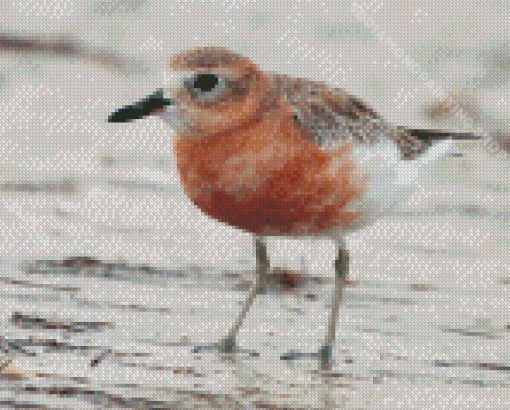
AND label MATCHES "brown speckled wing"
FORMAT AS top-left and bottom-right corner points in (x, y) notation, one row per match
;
(274, 74), (432, 160)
